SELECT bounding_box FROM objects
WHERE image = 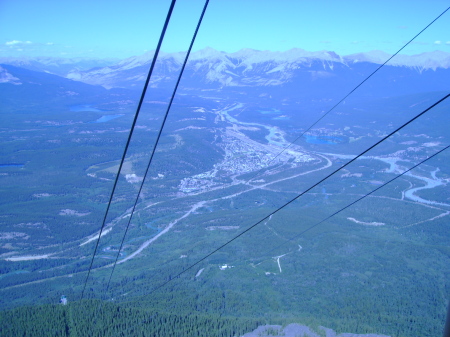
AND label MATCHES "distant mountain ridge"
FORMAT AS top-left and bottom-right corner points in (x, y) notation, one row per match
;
(2, 48), (449, 102)
(0, 56), (118, 77)
(62, 47), (450, 90)
(345, 50), (450, 69)
(0, 64), (115, 112)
